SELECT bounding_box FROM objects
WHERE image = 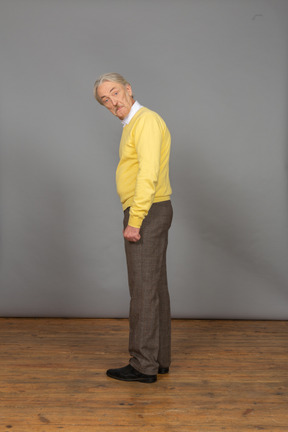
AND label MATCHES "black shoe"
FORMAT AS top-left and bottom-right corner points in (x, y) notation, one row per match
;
(106, 364), (157, 383)
(158, 367), (169, 374)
